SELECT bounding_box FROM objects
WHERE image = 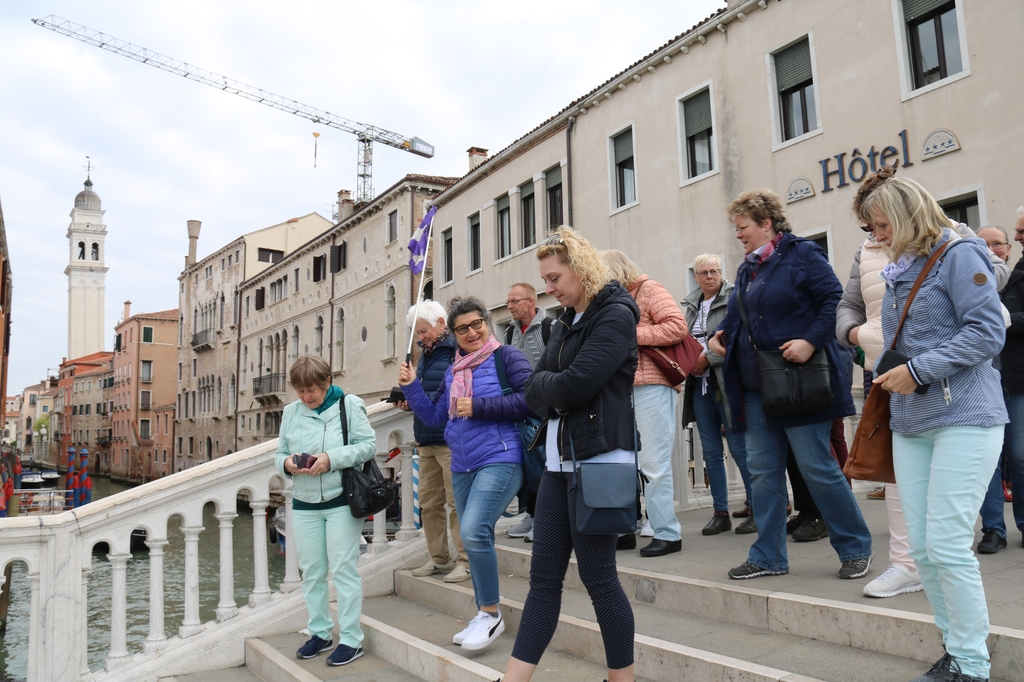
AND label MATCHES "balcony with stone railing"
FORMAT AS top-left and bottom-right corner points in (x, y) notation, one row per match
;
(191, 329), (214, 351)
(0, 400), (420, 682)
